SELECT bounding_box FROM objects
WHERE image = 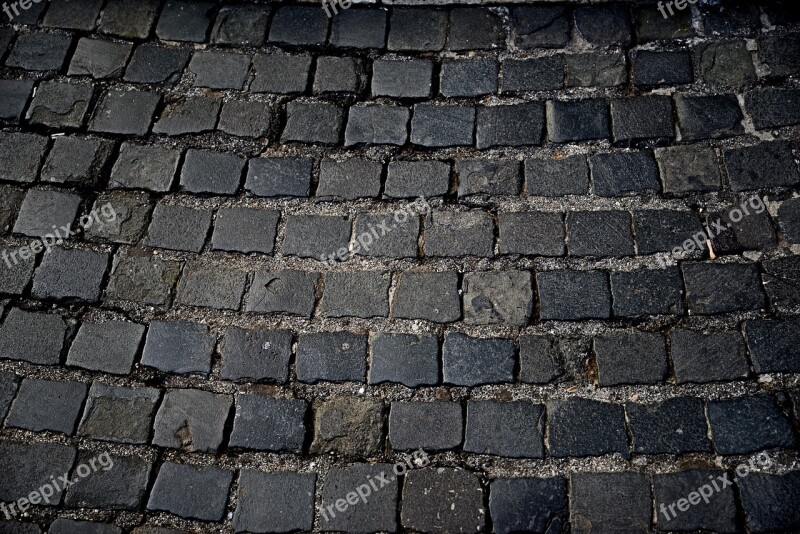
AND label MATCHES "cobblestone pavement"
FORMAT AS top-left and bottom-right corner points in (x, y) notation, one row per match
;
(0, 0), (799, 532)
